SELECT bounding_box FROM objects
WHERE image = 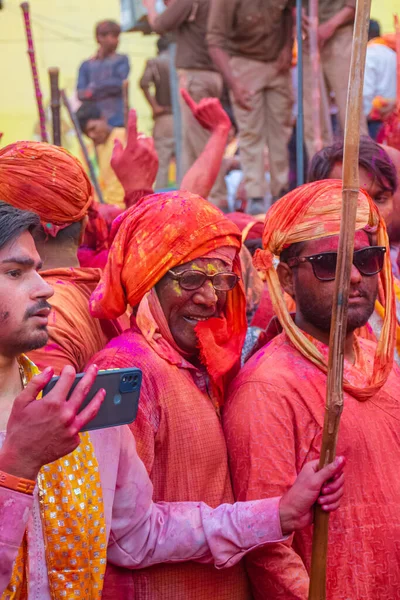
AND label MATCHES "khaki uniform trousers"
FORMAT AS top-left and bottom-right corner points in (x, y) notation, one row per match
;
(303, 24), (368, 161)
(153, 113), (175, 189)
(178, 69), (227, 208)
(230, 56), (293, 199)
